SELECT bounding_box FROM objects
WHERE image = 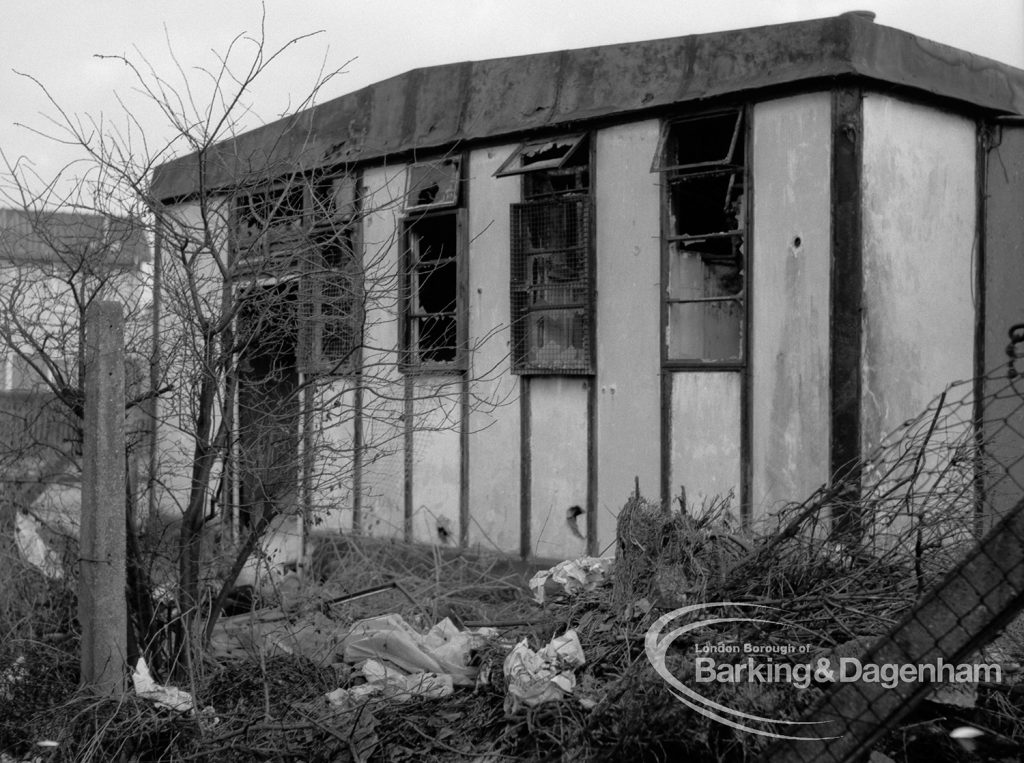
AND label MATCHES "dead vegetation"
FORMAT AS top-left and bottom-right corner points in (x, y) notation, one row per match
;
(3, 487), (1023, 762)
(5, 374), (1024, 761)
